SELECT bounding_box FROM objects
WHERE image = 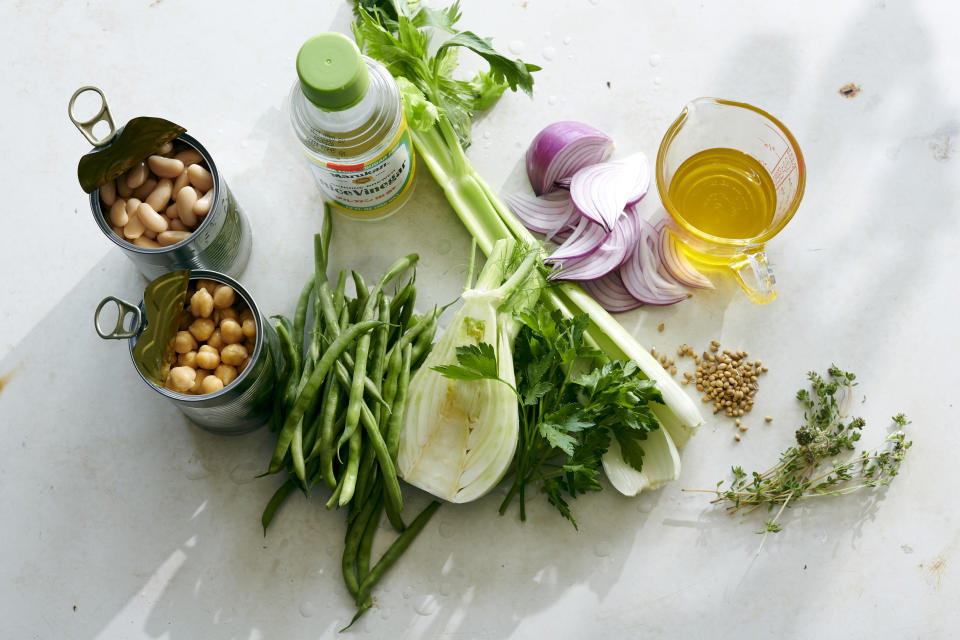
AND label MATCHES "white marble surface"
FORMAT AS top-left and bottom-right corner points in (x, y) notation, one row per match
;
(2, 1), (959, 638)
